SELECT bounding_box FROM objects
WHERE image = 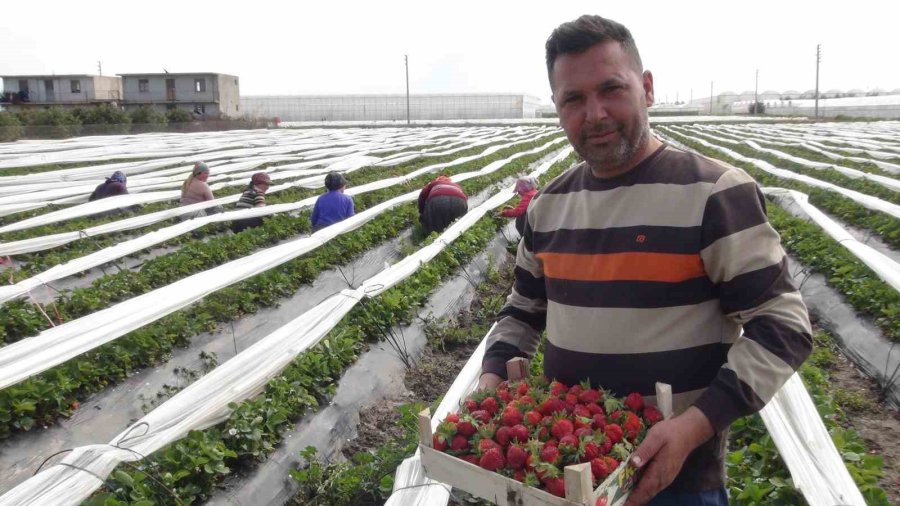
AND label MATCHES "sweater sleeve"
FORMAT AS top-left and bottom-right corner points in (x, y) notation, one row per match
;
(501, 192), (533, 218)
(482, 208), (547, 378)
(311, 199), (320, 227)
(692, 167), (812, 432)
(346, 196), (355, 217)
